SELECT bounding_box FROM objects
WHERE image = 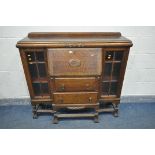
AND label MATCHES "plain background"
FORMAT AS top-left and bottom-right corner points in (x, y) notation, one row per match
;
(0, 1), (155, 155)
(0, 26), (155, 99)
